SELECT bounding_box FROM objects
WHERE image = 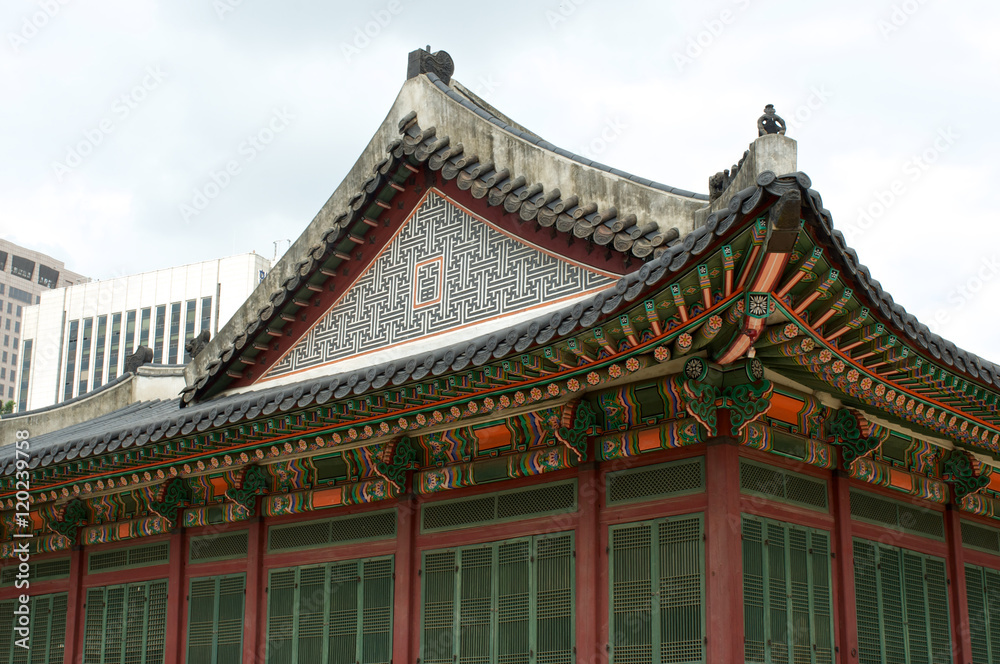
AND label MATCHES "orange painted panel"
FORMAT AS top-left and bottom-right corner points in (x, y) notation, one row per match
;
(475, 425), (512, 451)
(768, 393), (803, 425)
(637, 428), (662, 452)
(889, 469), (912, 492)
(118, 523), (130, 538)
(989, 473), (1000, 493)
(312, 487), (343, 508)
(209, 476), (230, 500)
(30, 511), (43, 530)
